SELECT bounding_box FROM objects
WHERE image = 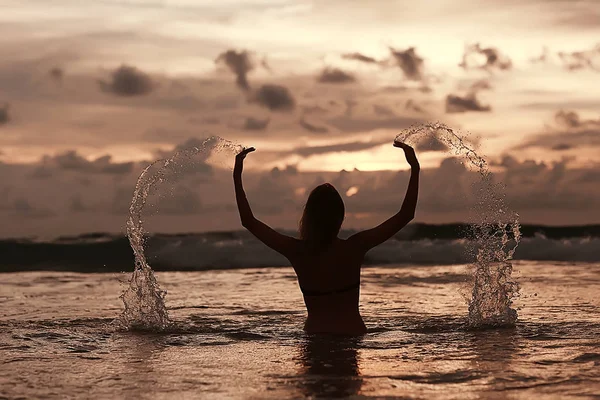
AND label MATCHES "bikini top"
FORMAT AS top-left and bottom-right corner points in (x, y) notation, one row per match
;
(300, 281), (360, 297)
